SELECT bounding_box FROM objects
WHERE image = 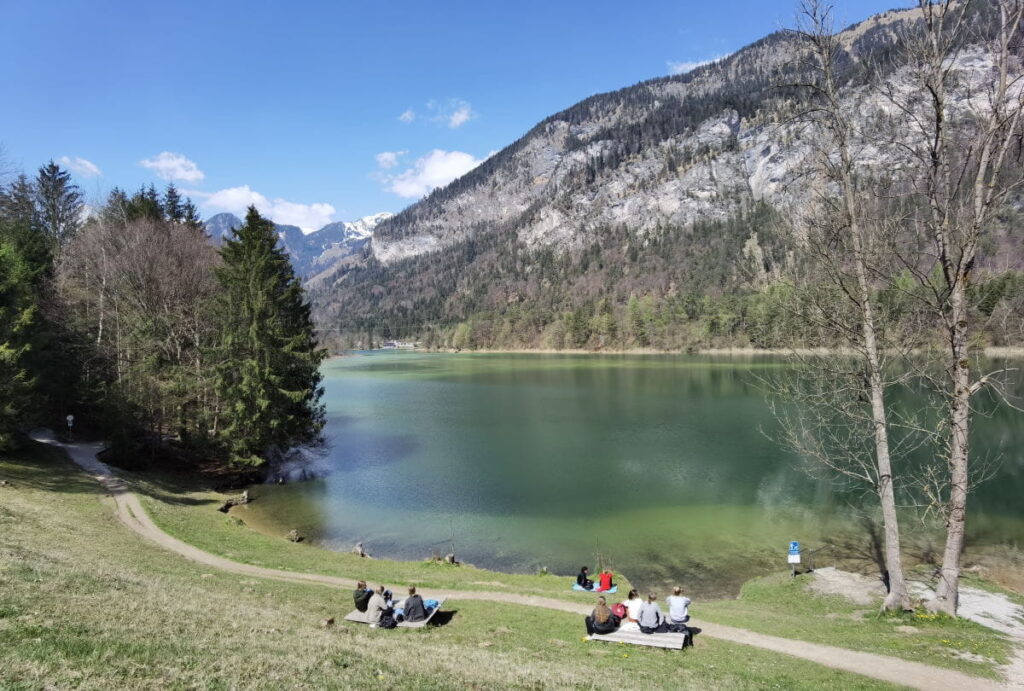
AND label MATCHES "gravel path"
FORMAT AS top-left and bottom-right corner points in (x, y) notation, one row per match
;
(37, 434), (1017, 691)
